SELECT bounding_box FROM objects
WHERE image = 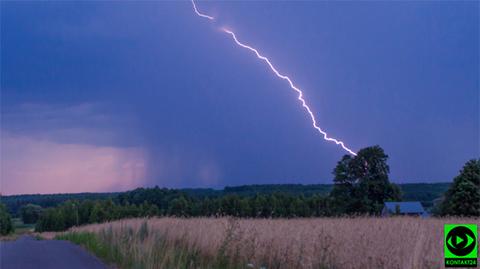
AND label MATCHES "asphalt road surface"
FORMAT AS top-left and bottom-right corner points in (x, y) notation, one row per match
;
(0, 235), (109, 269)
